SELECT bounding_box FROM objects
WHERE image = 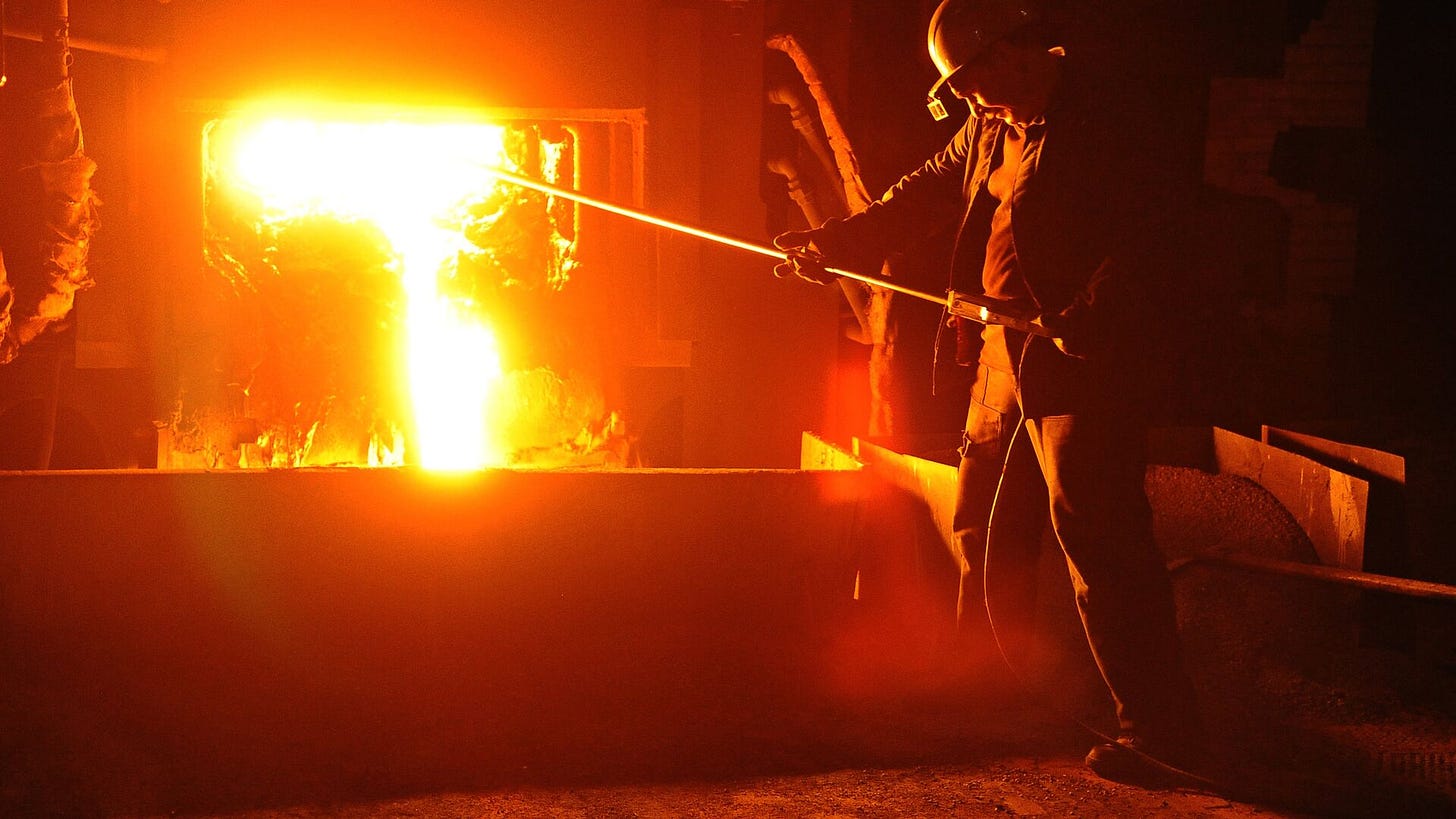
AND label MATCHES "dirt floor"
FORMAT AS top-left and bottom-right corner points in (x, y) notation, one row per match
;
(180, 761), (1314, 818)
(122, 640), (1454, 819)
